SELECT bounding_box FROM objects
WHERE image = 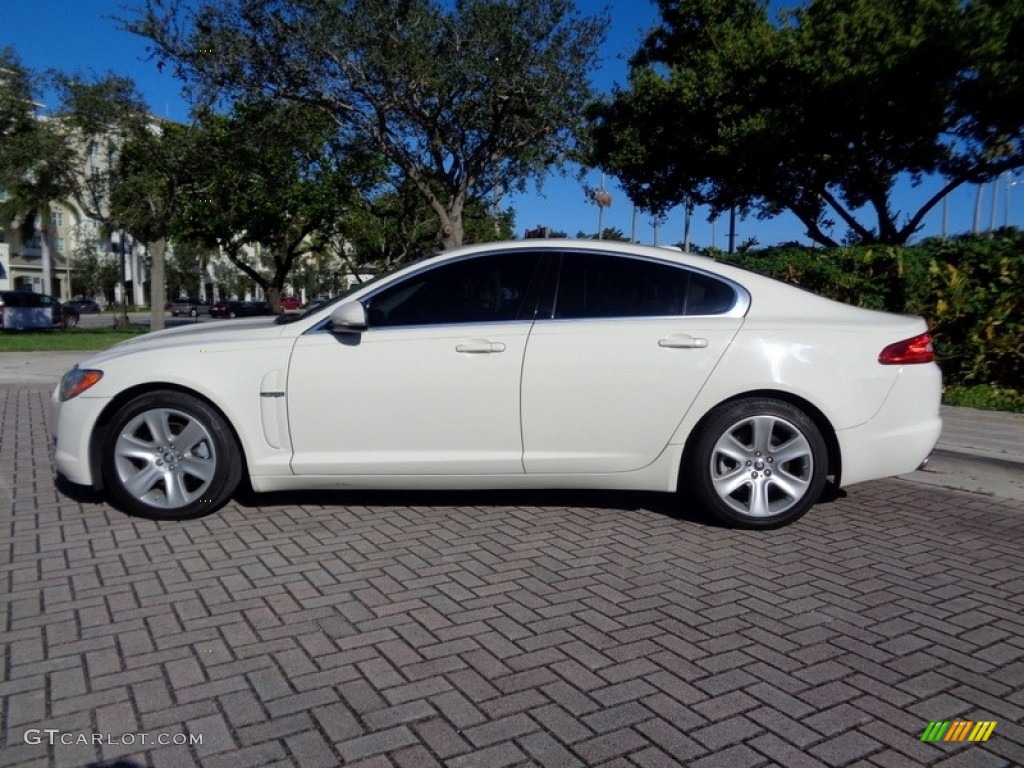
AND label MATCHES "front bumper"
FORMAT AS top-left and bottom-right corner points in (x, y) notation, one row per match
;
(52, 387), (111, 488)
